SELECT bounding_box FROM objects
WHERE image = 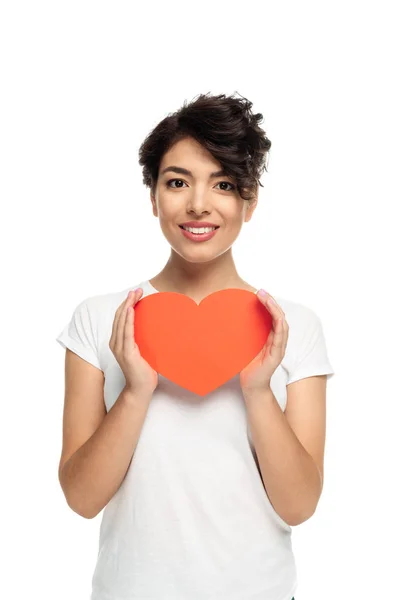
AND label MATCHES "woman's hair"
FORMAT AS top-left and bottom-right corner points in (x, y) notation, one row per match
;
(138, 92), (272, 203)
